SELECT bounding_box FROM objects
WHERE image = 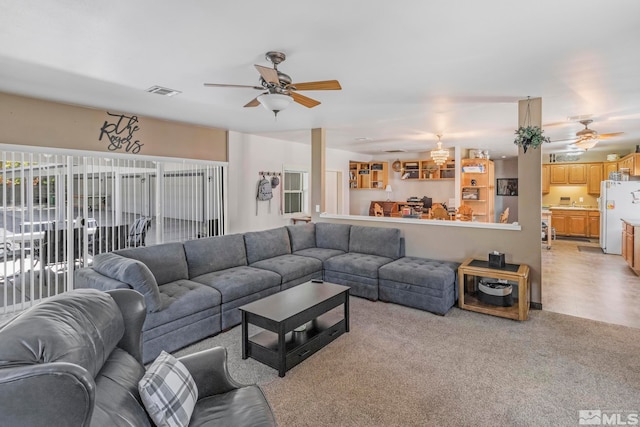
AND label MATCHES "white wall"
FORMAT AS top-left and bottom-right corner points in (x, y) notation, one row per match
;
(227, 131), (359, 233)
